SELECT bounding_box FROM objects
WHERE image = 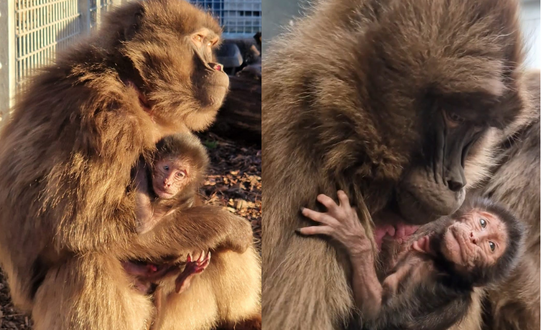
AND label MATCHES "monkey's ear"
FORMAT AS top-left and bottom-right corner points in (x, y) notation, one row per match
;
(123, 7), (145, 41)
